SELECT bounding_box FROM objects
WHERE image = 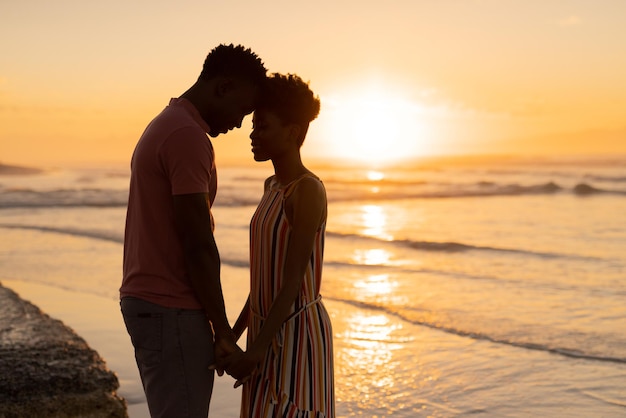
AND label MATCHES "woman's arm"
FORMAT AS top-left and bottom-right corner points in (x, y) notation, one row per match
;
(232, 296), (251, 342)
(223, 177), (326, 381)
